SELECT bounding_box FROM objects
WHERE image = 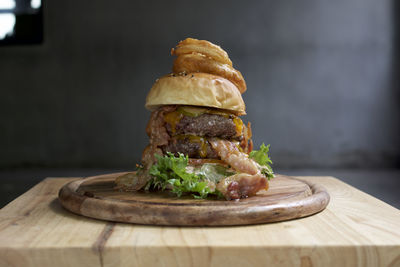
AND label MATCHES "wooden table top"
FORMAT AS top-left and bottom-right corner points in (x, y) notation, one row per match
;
(0, 176), (399, 267)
